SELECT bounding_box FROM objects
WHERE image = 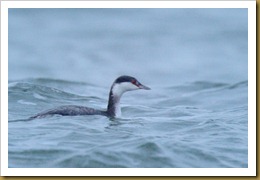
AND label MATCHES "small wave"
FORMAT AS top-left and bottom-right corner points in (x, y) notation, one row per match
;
(167, 80), (247, 92)
(17, 100), (36, 105)
(8, 82), (19, 88)
(228, 80), (248, 89)
(137, 142), (162, 154)
(33, 93), (47, 100)
(9, 118), (35, 123)
(10, 78), (91, 86)
(192, 81), (228, 89)
(8, 82), (88, 100)
(165, 81), (228, 94)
